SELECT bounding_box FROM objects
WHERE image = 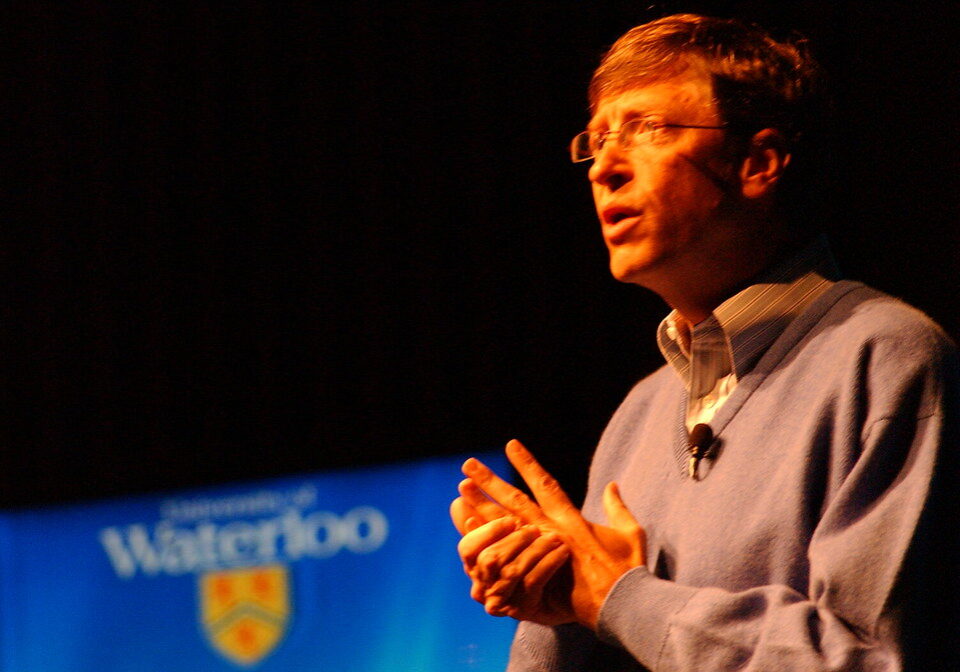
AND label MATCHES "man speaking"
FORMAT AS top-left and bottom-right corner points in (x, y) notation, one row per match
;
(451, 13), (958, 671)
